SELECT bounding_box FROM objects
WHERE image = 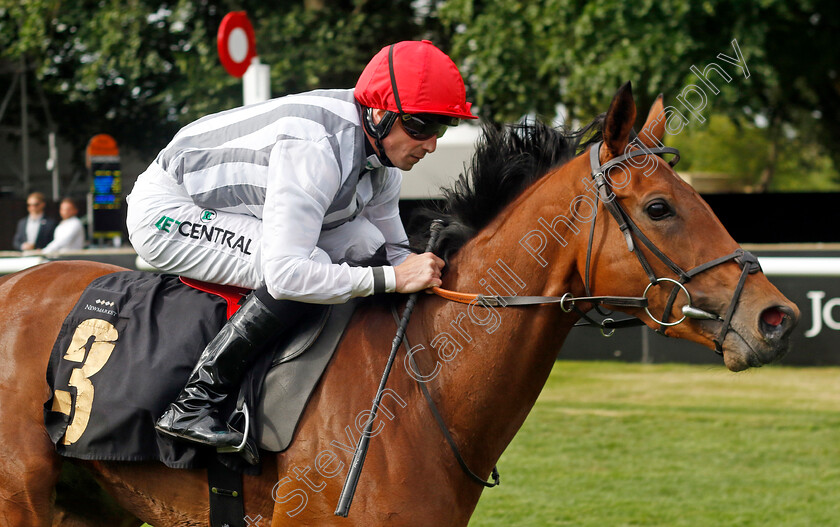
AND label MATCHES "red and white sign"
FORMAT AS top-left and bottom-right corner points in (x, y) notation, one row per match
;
(217, 12), (256, 78)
